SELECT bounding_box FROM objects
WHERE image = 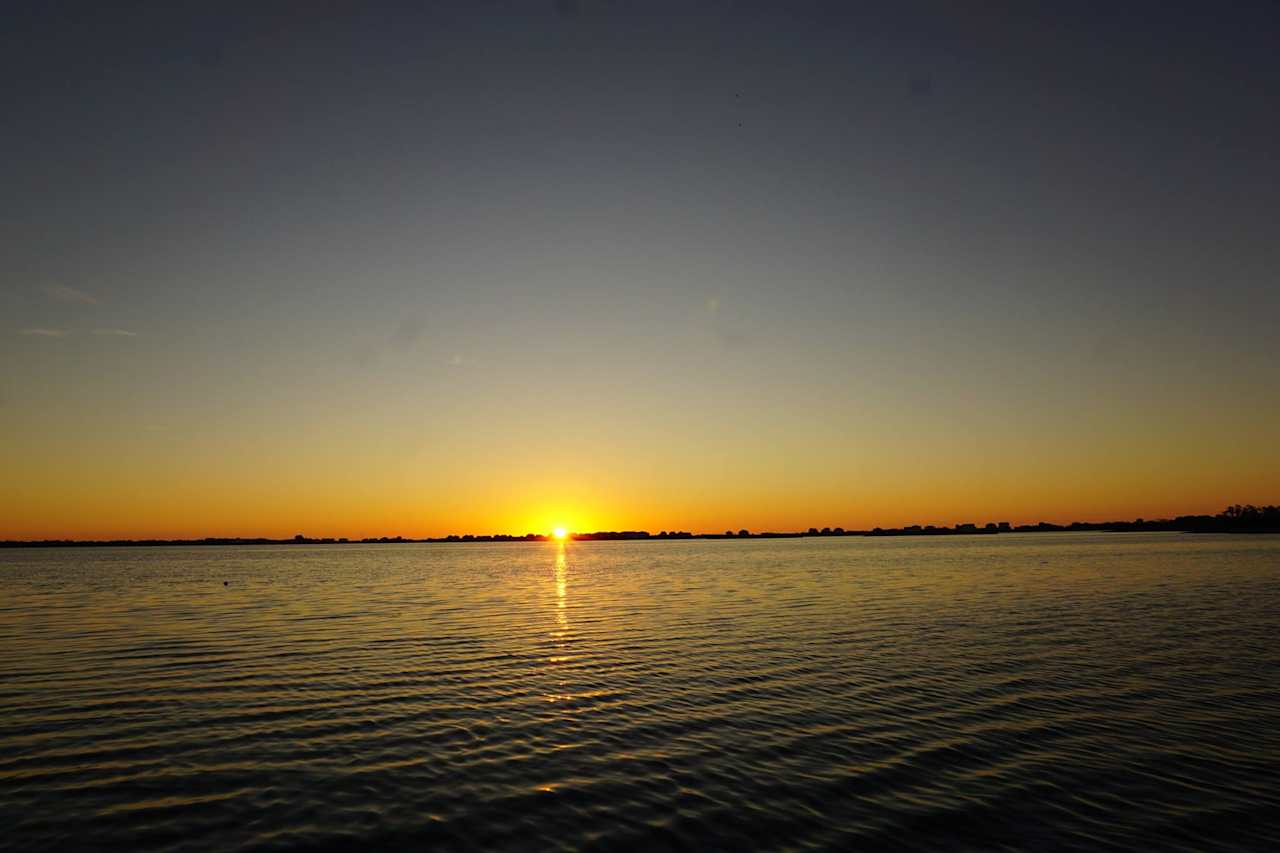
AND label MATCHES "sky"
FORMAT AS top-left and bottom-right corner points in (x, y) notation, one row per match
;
(3, 1), (1279, 539)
